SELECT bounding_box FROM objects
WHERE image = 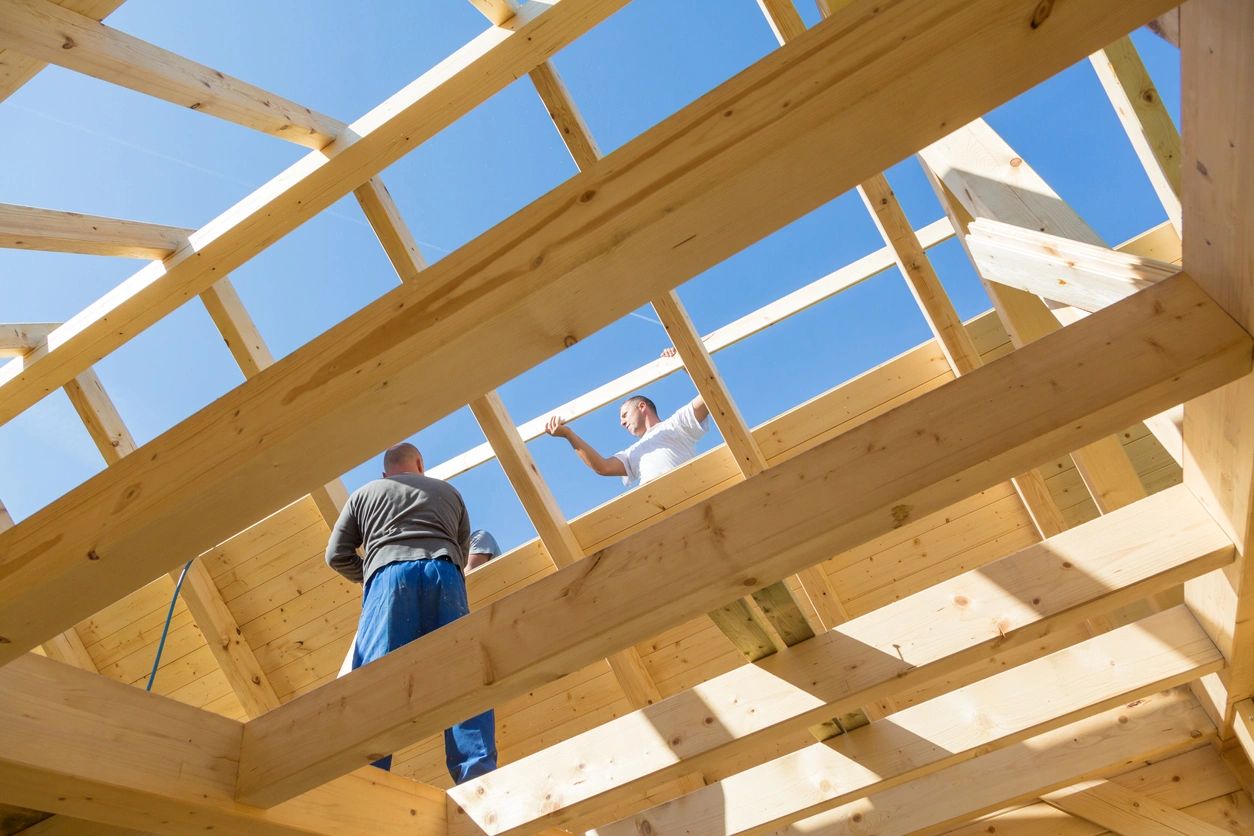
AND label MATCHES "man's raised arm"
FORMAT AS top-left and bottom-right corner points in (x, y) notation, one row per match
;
(545, 415), (627, 477)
